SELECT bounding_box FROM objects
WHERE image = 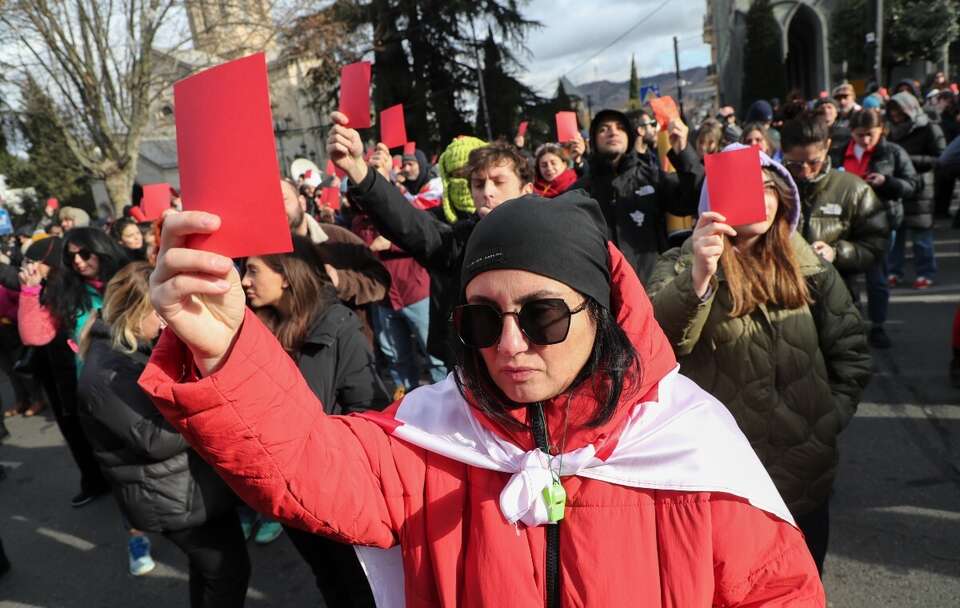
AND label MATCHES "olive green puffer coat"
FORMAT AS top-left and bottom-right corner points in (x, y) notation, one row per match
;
(796, 167), (888, 276)
(648, 233), (871, 516)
